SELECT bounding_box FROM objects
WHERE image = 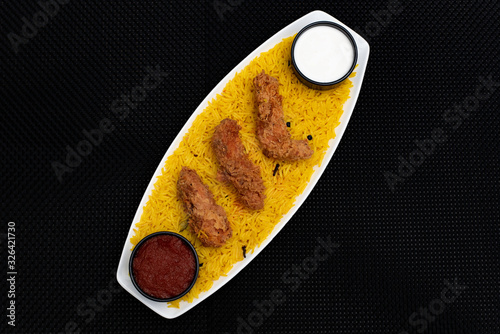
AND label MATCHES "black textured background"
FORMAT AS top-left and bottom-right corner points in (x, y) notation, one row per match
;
(1, 1), (499, 333)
